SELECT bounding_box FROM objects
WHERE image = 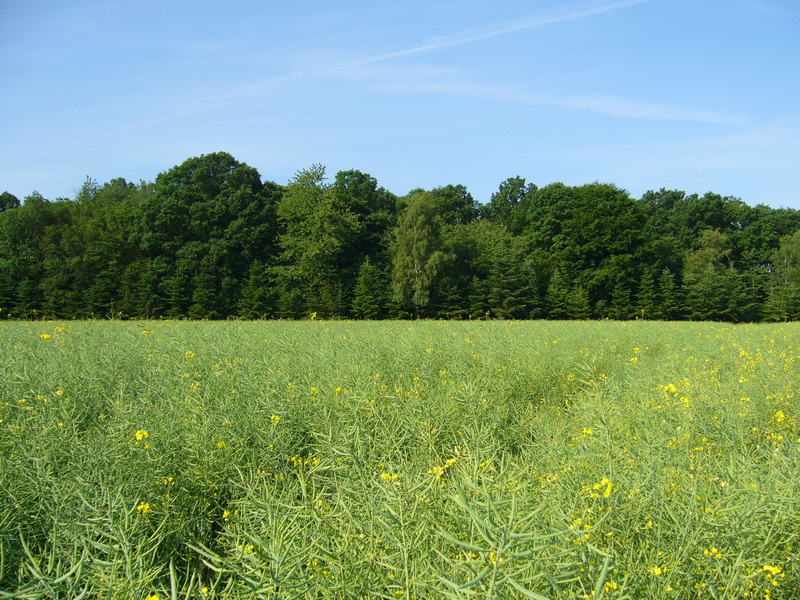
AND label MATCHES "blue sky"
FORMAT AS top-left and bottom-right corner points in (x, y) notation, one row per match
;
(1, 0), (799, 208)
